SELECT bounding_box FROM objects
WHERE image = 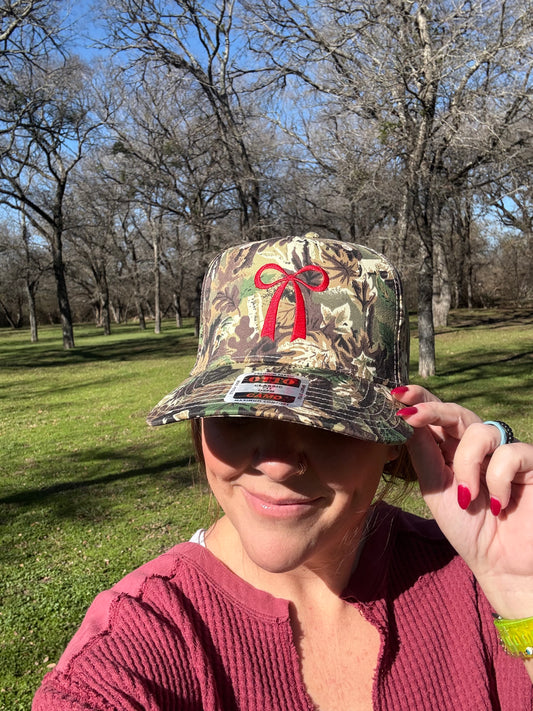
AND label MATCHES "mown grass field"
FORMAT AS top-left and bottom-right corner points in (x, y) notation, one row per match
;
(1, 309), (532, 709)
